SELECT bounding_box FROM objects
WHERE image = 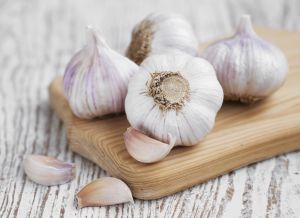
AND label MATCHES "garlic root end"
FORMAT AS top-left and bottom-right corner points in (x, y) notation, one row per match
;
(225, 94), (264, 104)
